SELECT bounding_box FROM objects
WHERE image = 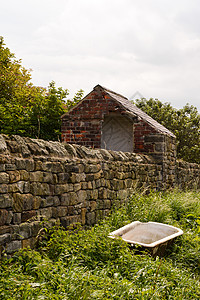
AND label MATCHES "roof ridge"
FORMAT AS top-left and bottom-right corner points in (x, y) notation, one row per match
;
(94, 84), (128, 100)
(103, 87), (175, 138)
